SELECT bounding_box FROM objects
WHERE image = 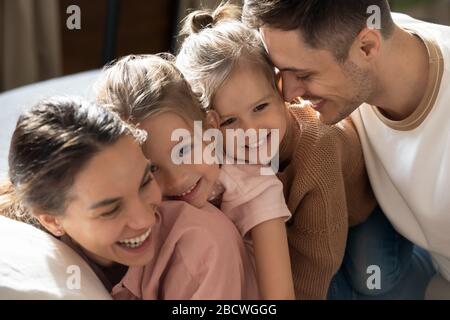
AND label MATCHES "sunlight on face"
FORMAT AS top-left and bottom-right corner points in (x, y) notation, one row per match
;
(60, 136), (162, 267)
(260, 27), (374, 124)
(213, 62), (287, 163)
(140, 112), (220, 209)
